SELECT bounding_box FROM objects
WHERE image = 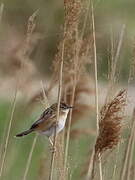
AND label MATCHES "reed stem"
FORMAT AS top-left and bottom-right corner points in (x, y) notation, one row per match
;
(23, 134), (38, 180)
(0, 89), (17, 179)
